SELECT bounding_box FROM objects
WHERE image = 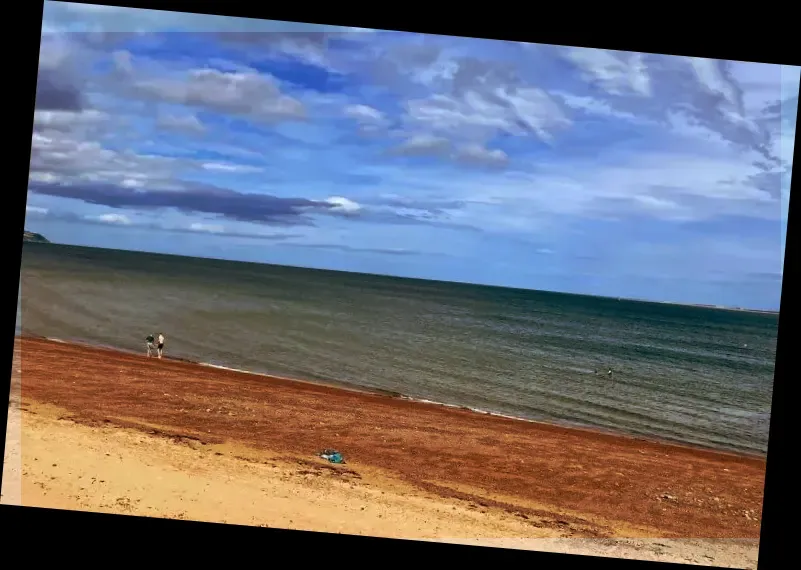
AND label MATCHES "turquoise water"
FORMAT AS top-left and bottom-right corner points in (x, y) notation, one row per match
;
(19, 242), (778, 455)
